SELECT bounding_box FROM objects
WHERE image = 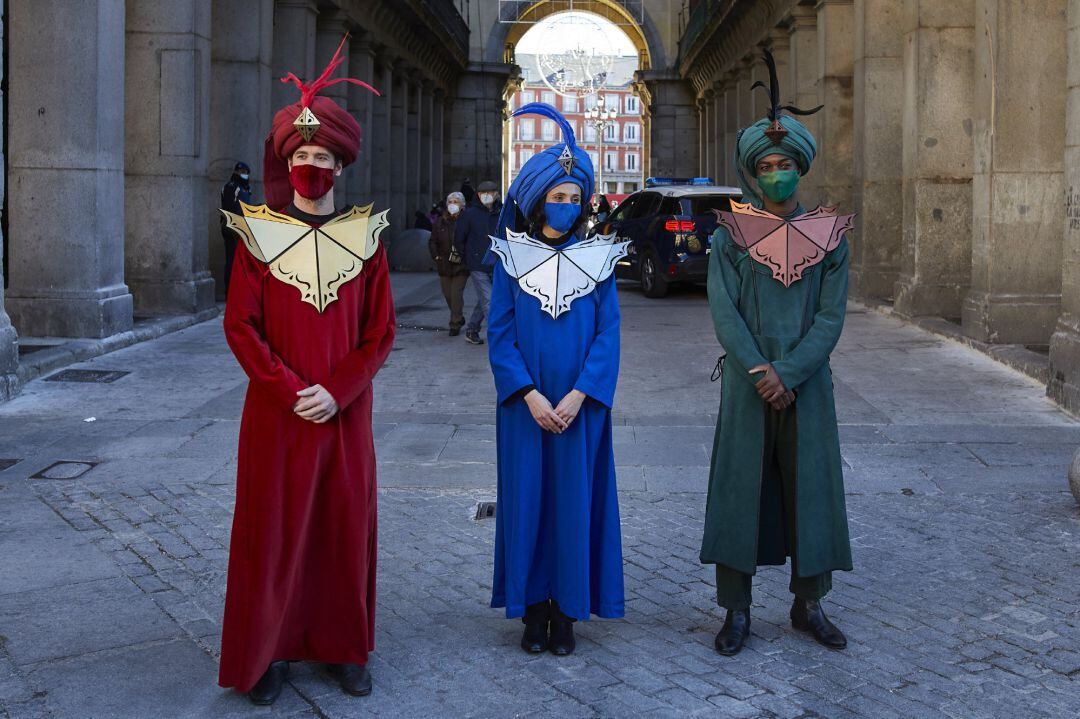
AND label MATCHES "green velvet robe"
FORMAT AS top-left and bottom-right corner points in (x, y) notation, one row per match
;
(700, 210), (853, 578)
